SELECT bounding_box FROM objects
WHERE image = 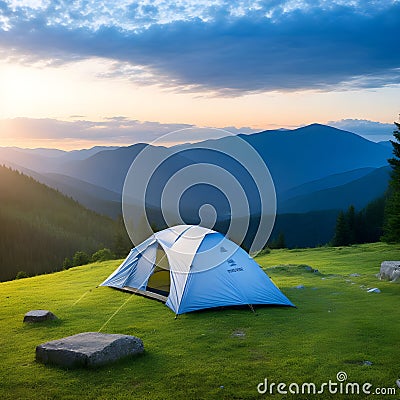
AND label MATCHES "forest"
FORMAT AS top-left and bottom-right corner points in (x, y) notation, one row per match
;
(0, 166), (131, 281)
